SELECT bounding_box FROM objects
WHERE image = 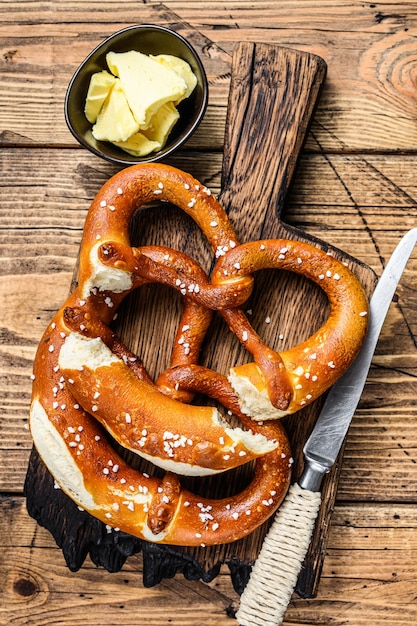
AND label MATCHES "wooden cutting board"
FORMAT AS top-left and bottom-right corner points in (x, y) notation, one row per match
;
(25, 37), (377, 600)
